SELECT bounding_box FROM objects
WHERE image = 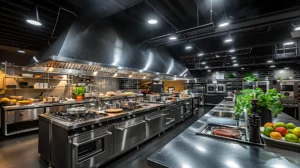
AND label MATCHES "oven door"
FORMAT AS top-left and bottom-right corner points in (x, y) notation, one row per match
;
(206, 84), (216, 93)
(215, 84), (226, 93)
(72, 126), (113, 168)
